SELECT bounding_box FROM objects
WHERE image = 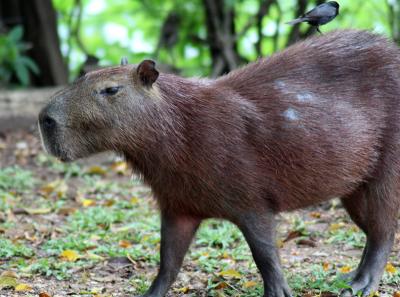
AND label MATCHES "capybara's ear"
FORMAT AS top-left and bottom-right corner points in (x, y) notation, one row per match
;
(137, 59), (159, 87)
(120, 57), (128, 66)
